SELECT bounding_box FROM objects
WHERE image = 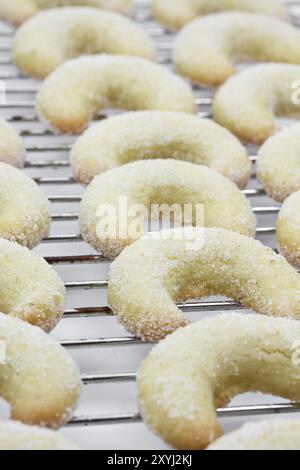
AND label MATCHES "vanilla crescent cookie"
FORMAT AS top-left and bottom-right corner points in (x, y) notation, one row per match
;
(0, 314), (80, 428)
(71, 111), (250, 187)
(80, 160), (256, 258)
(0, 421), (79, 450)
(108, 227), (300, 341)
(37, 55), (196, 134)
(138, 314), (300, 450)
(174, 13), (300, 87)
(0, 163), (50, 249)
(213, 64), (300, 145)
(0, 118), (26, 168)
(277, 190), (300, 267)
(207, 420), (300, 450)
(0, 238), (65, 332)
(13, 8), (155, 79)
(257, 124), (300, 202)
(0, 0), (133, 26)
(153, 0), (289, 30)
